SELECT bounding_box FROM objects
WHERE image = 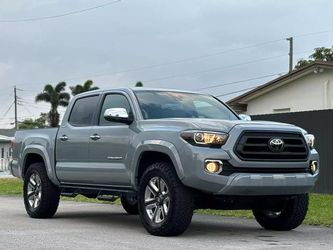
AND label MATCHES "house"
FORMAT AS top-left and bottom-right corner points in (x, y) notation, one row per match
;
(227, 61), (333, 115)
(0, 129), (15, 171)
